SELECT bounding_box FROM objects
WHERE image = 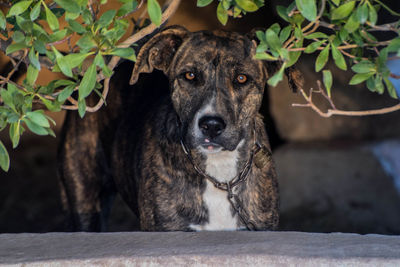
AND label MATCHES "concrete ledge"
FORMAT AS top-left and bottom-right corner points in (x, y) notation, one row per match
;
(1, 231), (400, 266)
